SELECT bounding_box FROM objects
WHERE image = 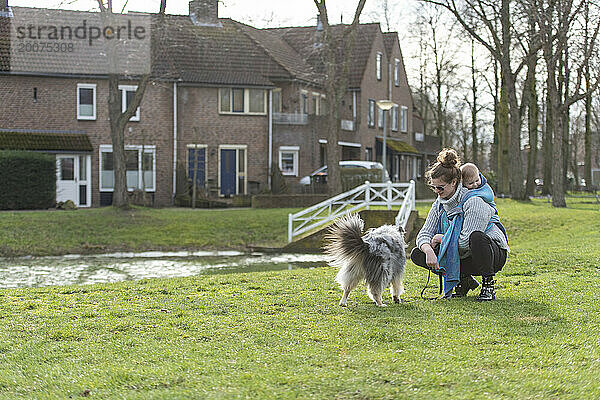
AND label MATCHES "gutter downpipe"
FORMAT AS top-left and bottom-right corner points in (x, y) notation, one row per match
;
(172, 82), (178, 201)
(353, 91), (357, 127)
(268, 89), (273, 190)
